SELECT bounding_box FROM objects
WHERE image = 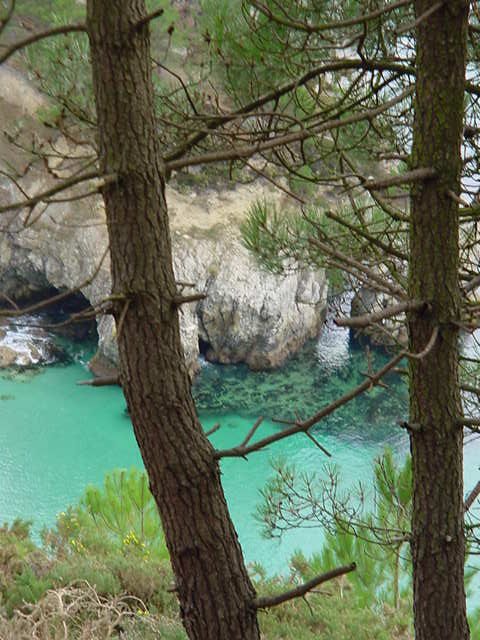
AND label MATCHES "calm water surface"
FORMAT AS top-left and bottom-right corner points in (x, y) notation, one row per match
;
(1, 312), (479, 578)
